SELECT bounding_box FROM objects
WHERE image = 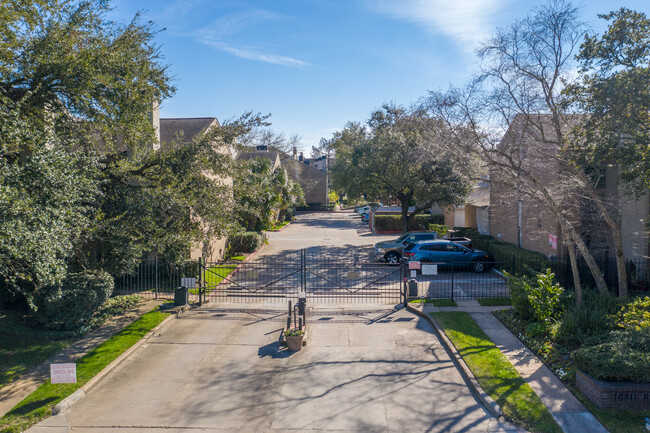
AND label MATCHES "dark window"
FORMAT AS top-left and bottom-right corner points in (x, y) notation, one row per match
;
(403, 243), (417, 251)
